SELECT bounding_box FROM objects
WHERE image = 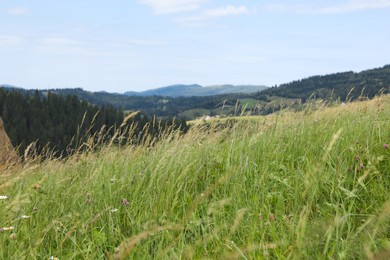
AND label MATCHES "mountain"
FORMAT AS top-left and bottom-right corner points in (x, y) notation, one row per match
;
(124, 84), (268, 97)
(43, 88), (254, 118)
(124, 84), (202, 97)
(2, 64), (389, 120)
